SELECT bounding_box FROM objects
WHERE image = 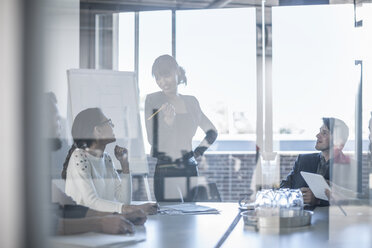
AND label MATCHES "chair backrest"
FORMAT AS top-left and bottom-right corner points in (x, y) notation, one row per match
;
(189, 182), (222, 202)
(207, 182), (222, 202)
